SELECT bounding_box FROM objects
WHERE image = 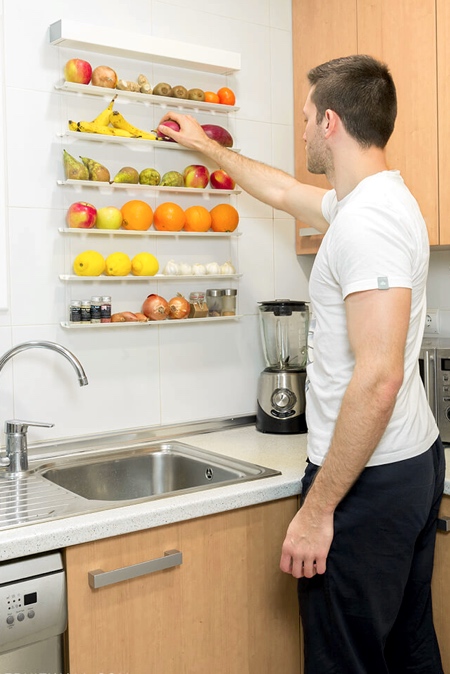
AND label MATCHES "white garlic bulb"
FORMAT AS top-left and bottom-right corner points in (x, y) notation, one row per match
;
(192, 263), (207, 276)
(205, 261), (221, 275)
(220, 261), (236, 275)
(179, 262), (193, 275)
(163, 259), (180, 275)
